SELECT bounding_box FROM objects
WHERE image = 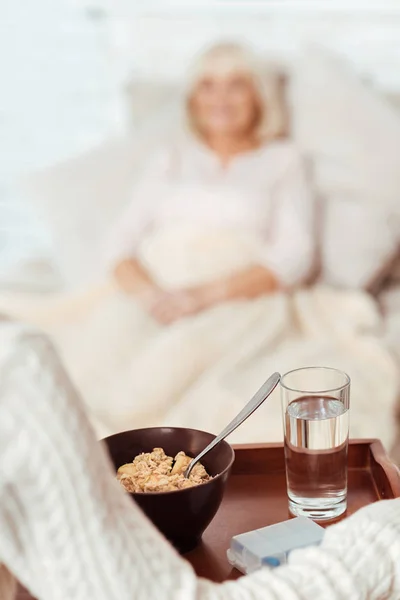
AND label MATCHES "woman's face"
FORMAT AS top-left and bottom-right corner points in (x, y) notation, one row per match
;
(191, 71), (260, 138)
